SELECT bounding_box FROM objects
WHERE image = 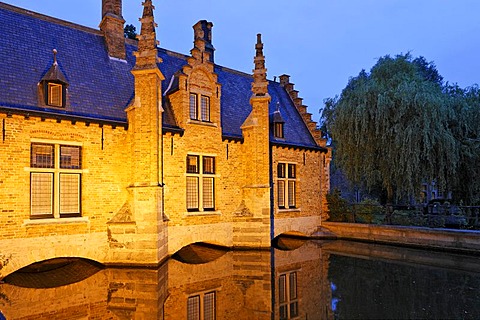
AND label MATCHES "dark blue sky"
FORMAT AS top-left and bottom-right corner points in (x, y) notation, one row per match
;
(5, 0), (480, 122)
